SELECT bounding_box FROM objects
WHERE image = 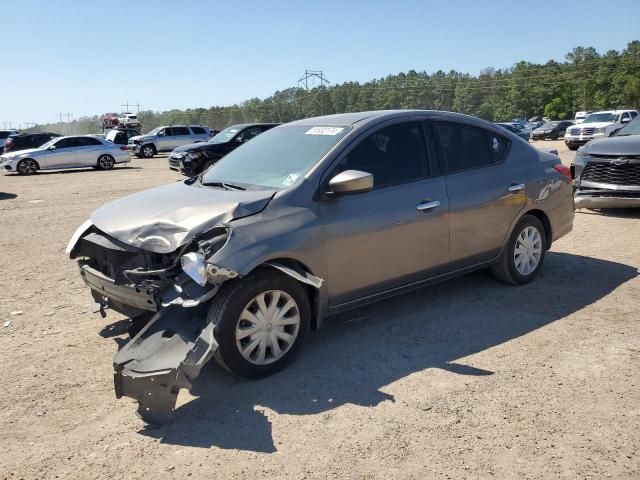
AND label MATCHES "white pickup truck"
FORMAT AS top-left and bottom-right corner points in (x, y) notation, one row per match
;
(564, 109), (638, 150)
